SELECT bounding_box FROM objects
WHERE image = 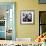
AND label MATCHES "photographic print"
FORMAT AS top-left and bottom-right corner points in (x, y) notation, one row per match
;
(20, 10), (34, 24)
